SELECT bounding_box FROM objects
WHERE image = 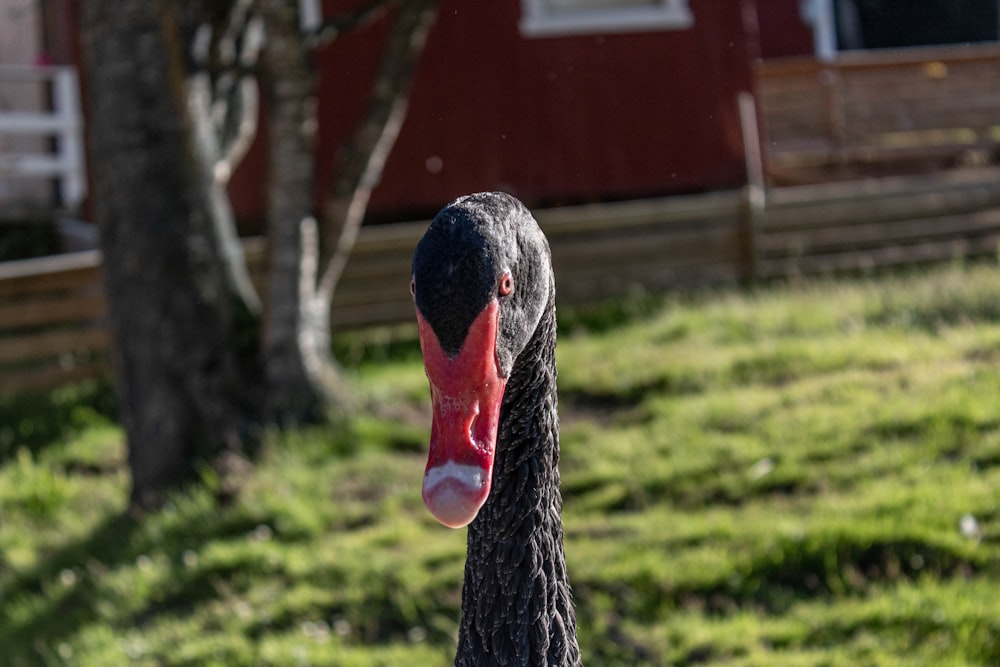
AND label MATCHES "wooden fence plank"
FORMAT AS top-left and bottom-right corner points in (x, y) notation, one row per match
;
(0, 250), (101, 298)
(329, 299), (417, 329)
(331, 280), (409, 308)
(755, 43), (1000, 179)
(756, 232), (1000, 279)
(763, 180), (1000, 233)
(556, 262), (744, 302)
(336, 251), (417, 280)
(764, 167), (1000, 207)
(538, 190), (742, 235)
(761, 208), (1000, 258)
(352, 224), (427, 255)
(552, 225), (739, 268)
(0, 293), (106, 330)
(7, 174), (1000, 396)
(0, 326), (108, 365)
